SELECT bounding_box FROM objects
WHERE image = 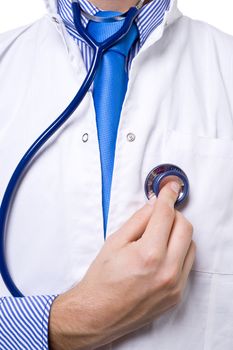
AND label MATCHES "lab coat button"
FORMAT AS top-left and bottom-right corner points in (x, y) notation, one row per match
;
(52, 17), (59, 24)
(82, 133), (89, 142)
(127, 133), (136, 142)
